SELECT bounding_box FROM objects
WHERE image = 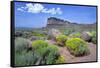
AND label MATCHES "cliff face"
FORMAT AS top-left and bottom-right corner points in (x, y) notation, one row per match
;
(47, 17), (70, 26)
(45, 17), (96, 30)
